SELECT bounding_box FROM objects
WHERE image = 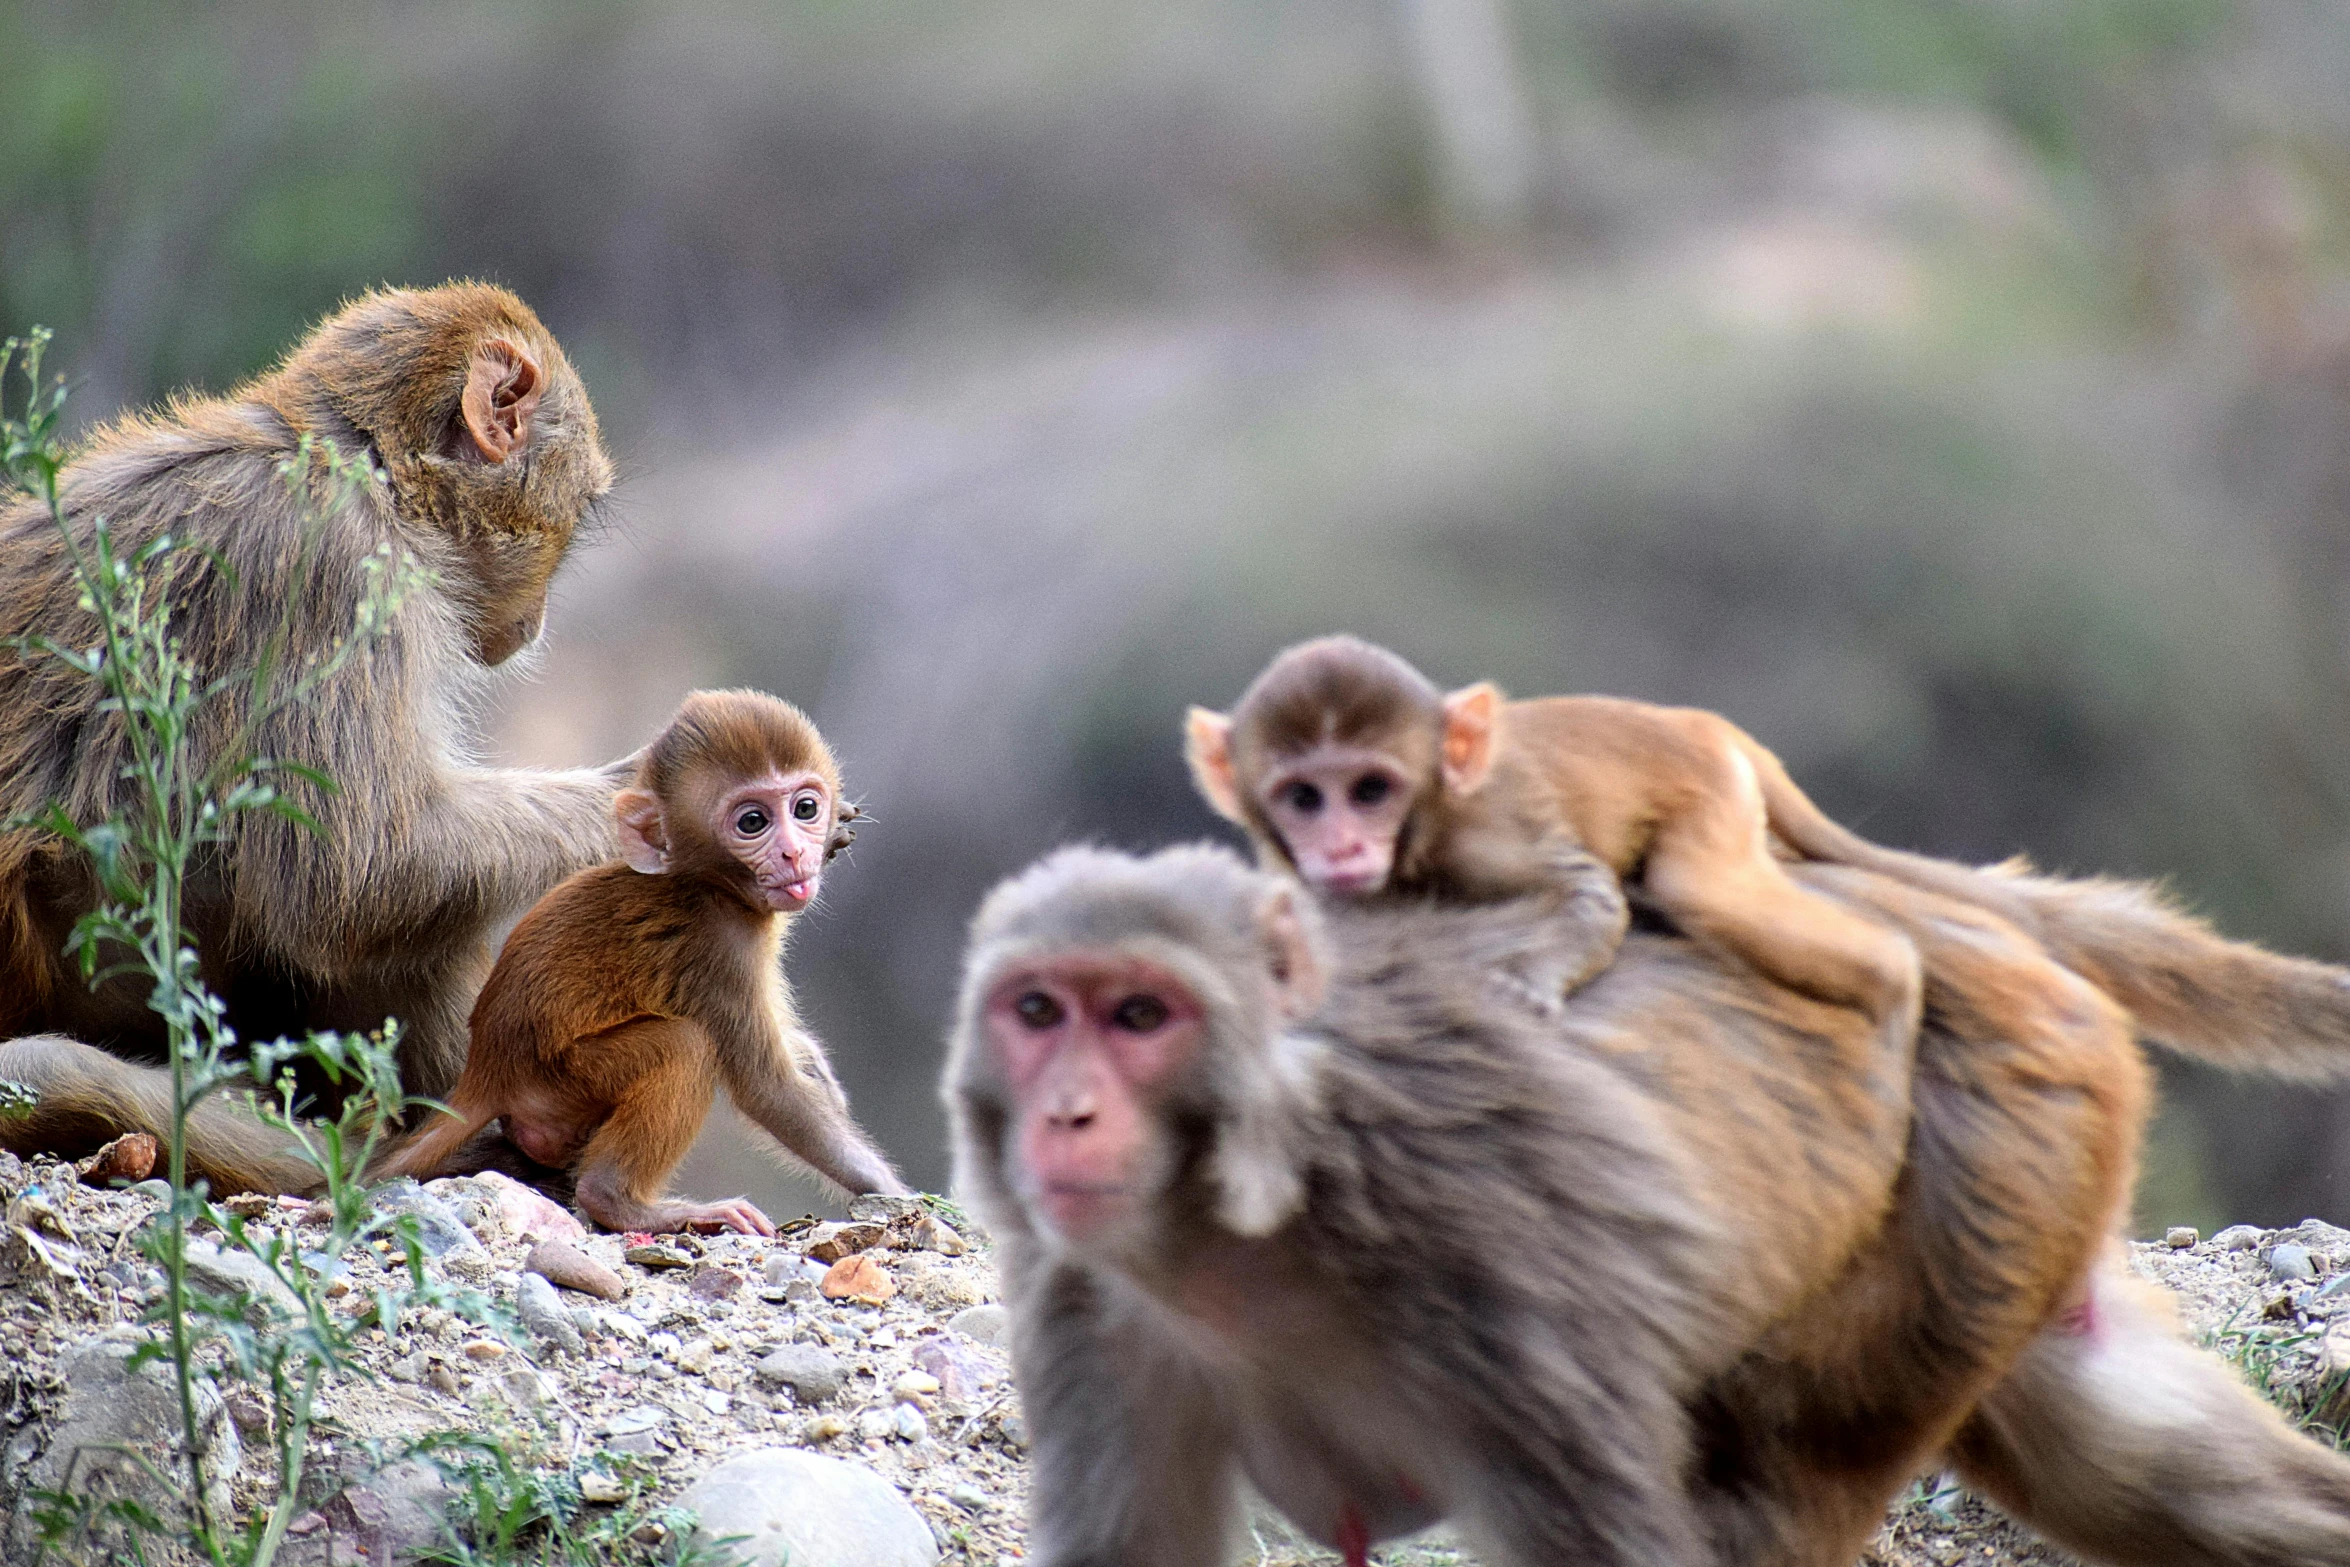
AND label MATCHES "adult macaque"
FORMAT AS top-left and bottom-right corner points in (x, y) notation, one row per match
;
(945, 844), (2350, 1566)
(377, 689), (902, 1233)
(1189, 635), (2350, 1071)
(1185, 636), (1922, 1041)
(0, 284), (631, 1188)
